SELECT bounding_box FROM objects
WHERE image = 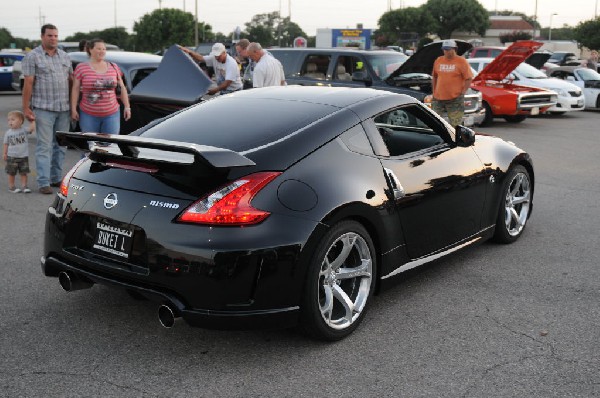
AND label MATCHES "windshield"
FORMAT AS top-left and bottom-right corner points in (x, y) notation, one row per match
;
(515, 63), (548, 79)
(365, 53), (408, 79)
(576, 68), (600, 81)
